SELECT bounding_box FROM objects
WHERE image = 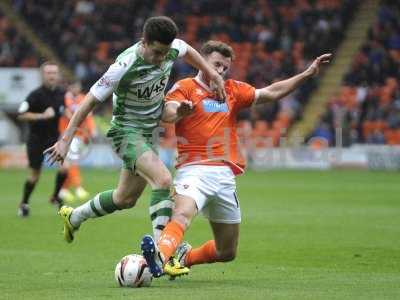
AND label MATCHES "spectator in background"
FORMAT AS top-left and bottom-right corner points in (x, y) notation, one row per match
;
(0, 13), (39, 67)
(322, 0), (400, 146)
(309, 121), (333, 146)
(58, 80), (96, 203)
(9, 0), (361, 147)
